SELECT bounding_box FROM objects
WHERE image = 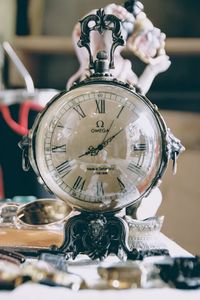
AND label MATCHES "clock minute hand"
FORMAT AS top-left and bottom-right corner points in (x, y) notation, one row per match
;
(101, 119), (115, 144)
(99, 128), (124, 149)
(78, 146), (98, 158)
